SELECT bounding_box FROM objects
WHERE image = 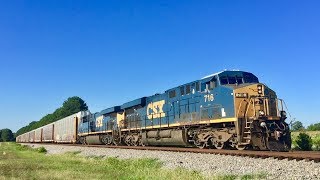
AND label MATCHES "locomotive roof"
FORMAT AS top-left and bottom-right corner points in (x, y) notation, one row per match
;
(201, 70), (241, 79)
(165, 70), (253, 92)
(97, 70), (258, 115)
(201, 70), (225, 79)
(99, 106), (121, 115)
